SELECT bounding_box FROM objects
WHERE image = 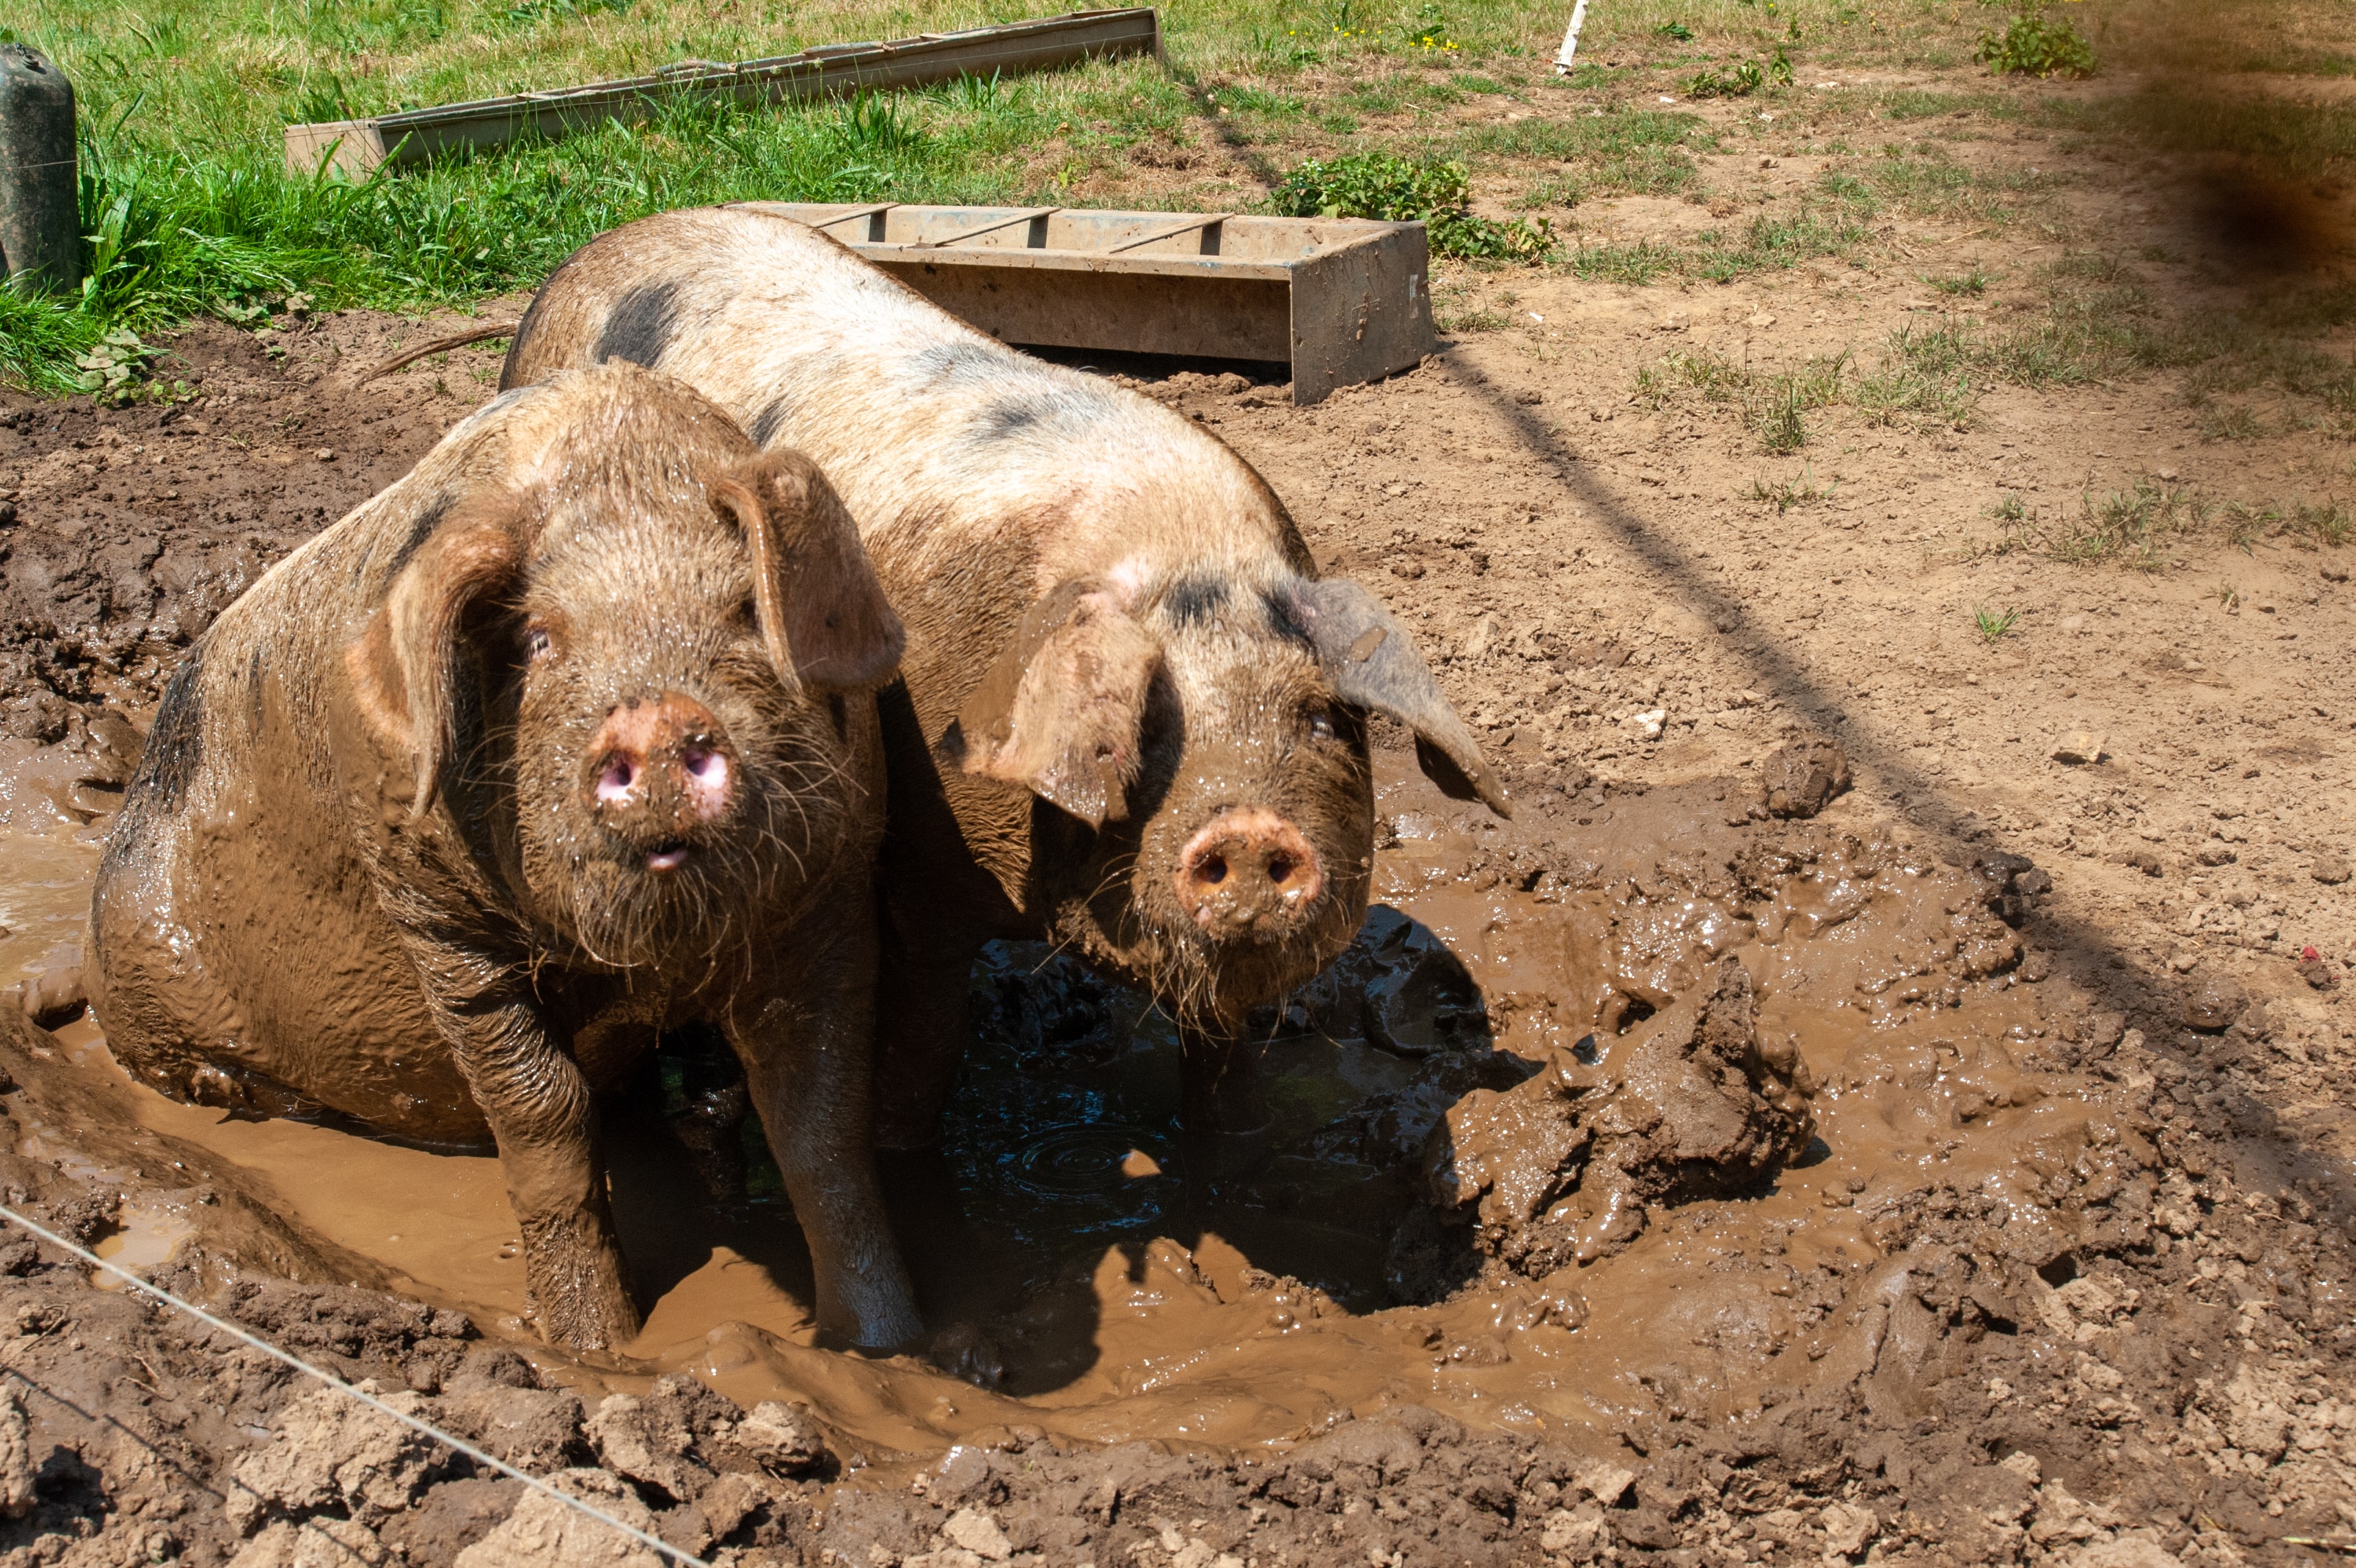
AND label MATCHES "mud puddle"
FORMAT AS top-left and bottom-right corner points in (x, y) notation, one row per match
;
(0, 756), (2150, 1470)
